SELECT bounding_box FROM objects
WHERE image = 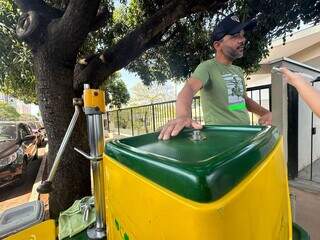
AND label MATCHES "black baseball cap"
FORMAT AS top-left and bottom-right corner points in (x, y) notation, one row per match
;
(211, 14), (257, 43)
